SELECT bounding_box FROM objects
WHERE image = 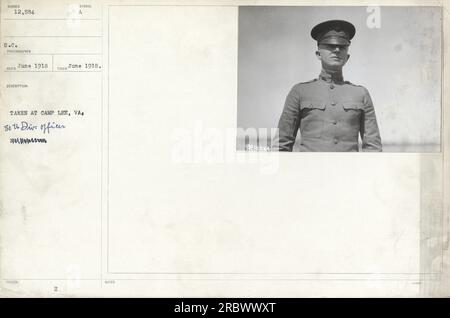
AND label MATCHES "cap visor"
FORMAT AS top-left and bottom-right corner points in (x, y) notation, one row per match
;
(319, 37), (350, 45)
